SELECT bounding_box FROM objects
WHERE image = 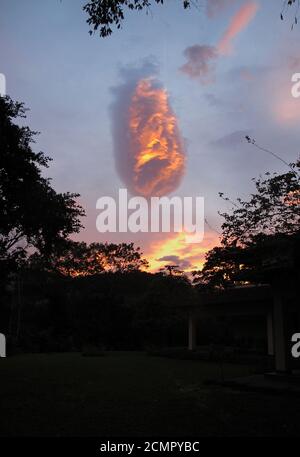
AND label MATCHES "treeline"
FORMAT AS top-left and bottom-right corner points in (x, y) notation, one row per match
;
(1, 265), (192, 353)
